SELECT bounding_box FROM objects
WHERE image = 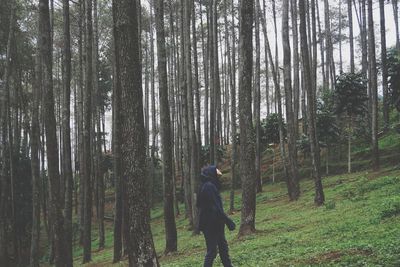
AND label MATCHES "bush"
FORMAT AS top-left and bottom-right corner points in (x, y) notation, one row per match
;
(378, 196), (400, 220)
